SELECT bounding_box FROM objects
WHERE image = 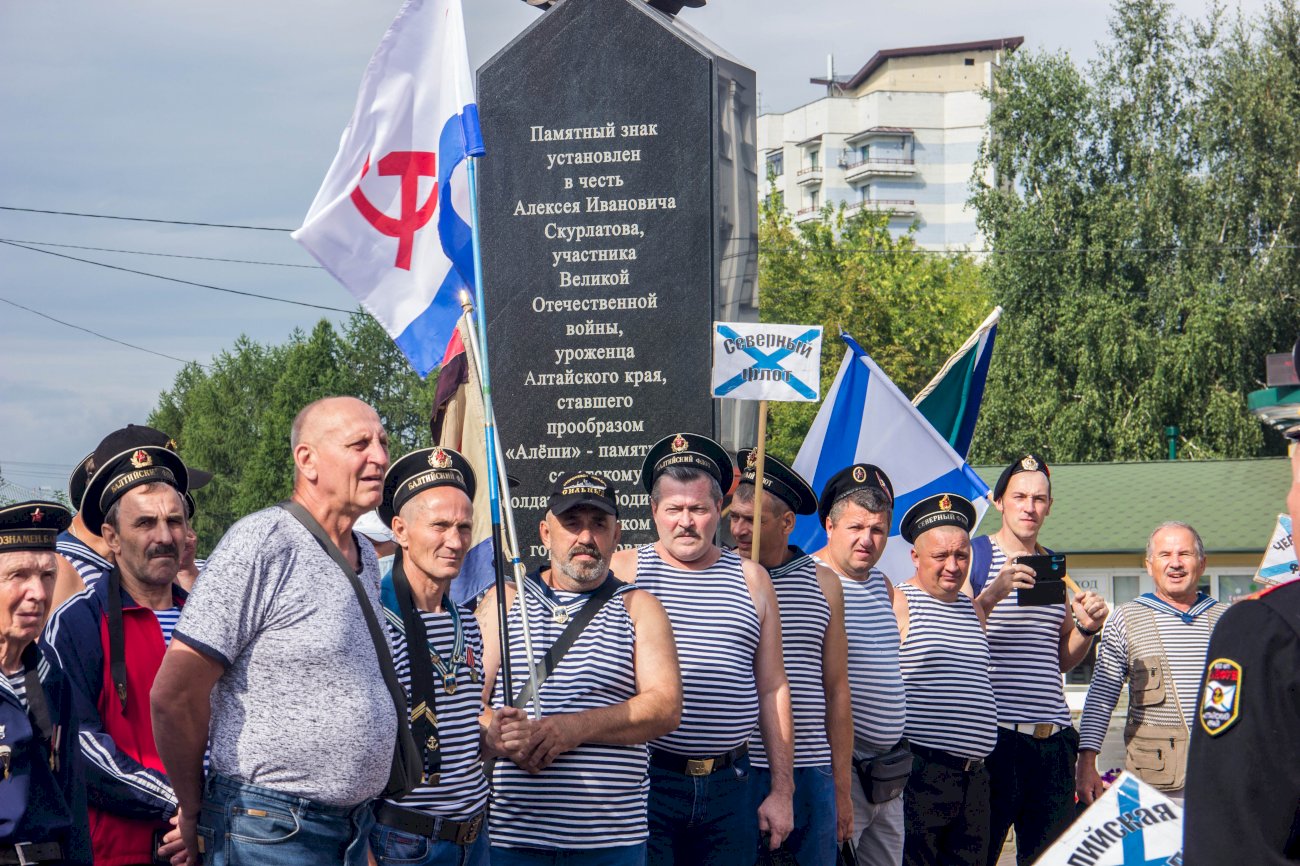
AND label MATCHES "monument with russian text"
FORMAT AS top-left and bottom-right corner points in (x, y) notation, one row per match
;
(478, 0), (758, 559)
